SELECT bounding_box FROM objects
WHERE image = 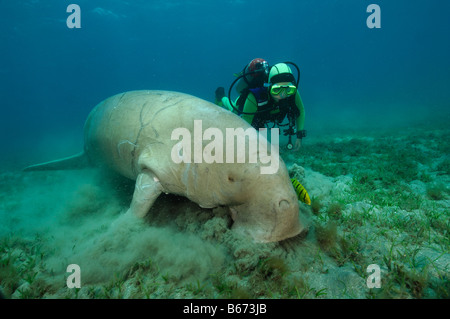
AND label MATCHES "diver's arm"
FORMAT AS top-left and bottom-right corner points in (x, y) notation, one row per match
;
(295, 91), (305, 131)
(293, 91), (305, 151)
(241, 93), (258, 125)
